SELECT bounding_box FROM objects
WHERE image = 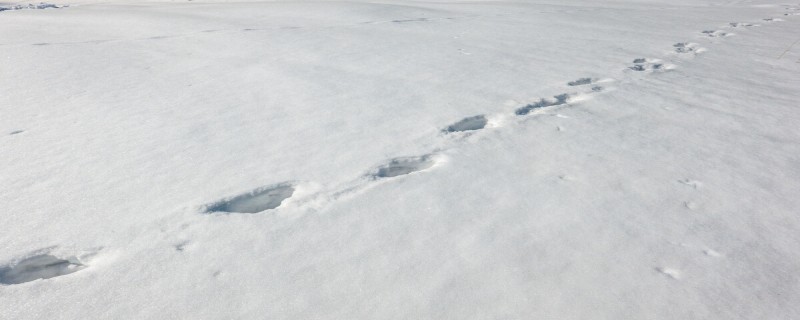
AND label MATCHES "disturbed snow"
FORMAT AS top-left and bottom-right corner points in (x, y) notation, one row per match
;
(2, 0), (800, 319)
